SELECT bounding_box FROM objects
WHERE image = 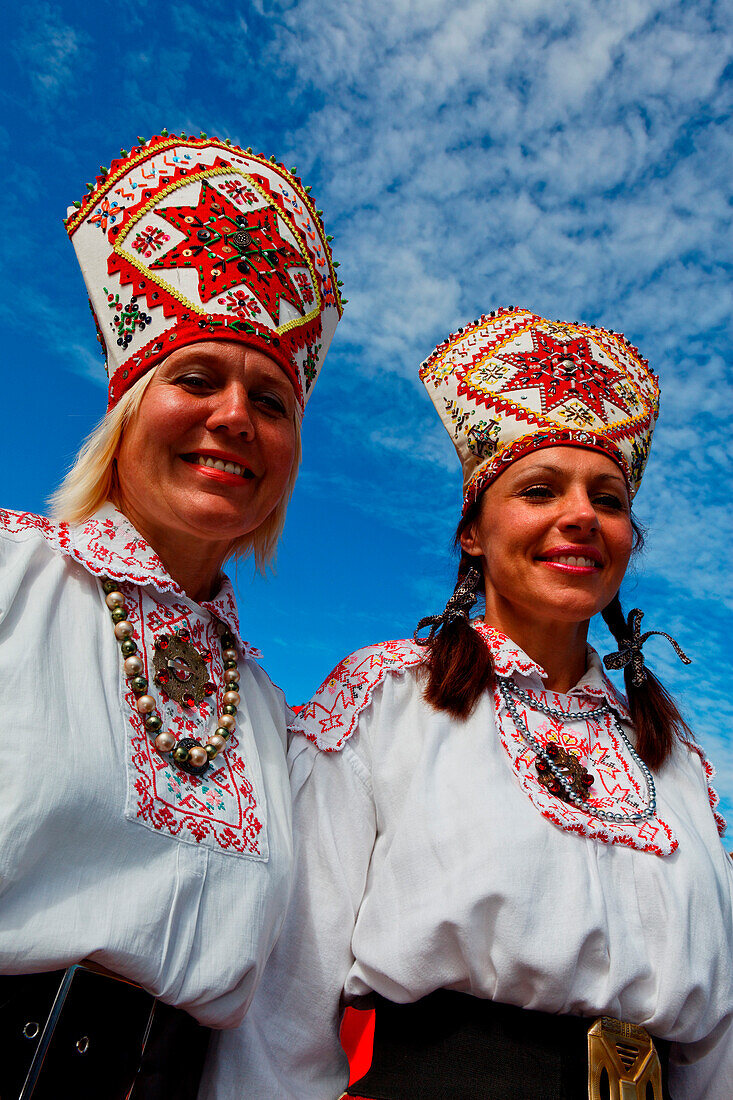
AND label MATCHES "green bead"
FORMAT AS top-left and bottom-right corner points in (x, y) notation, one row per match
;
(227, 682), (240, 694)
(120, 639), (137, 657)
(224, 659), (238, 671)
(205, 744), (218, 760)
(131, 676), (148, 694)
(173, 746), (189, 764)
(111, 607), (127, 623)
(220, 632), (235, 650)
(102, 579), (118, 594)
(222, 704), (237, 717)
(214, 727), (231, 741)
(145, 714), (162, 733)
